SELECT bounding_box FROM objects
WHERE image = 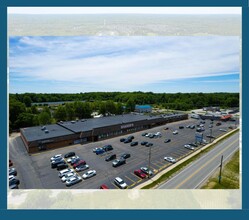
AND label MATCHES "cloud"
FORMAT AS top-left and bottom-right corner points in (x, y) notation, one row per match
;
(9, 36), (240, 92)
